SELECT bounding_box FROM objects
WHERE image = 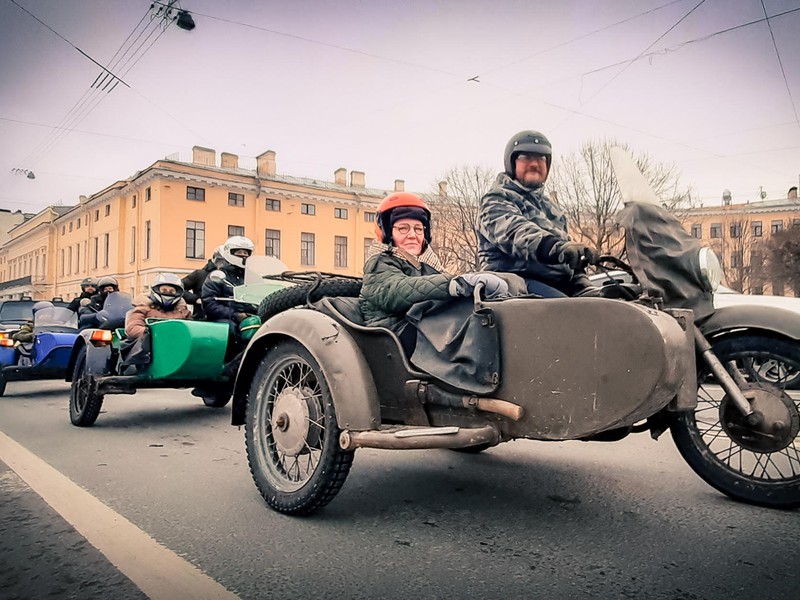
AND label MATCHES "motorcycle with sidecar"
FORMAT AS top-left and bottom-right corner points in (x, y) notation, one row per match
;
(66, 260), (291, 427)
(231, 148), (800, 515)
(0, 305), (79, 396)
